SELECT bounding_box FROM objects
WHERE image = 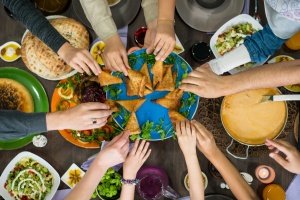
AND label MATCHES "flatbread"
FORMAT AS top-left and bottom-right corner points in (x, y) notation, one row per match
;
(98, 71), (122, 86)
(151, 60), (164, 82)
(34, 18), (89, 74)
(140, 62), (152, 91)
(153, 88), (183, 110)
(0, 78), (34, 112)
(117, 98), (146, 113)
(105, 99), (120, 112)
(125, 112), (141, 135)
(155, 67), (175, 91)
(125, 77), (138, 96)
(168, 110), (187, 127)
